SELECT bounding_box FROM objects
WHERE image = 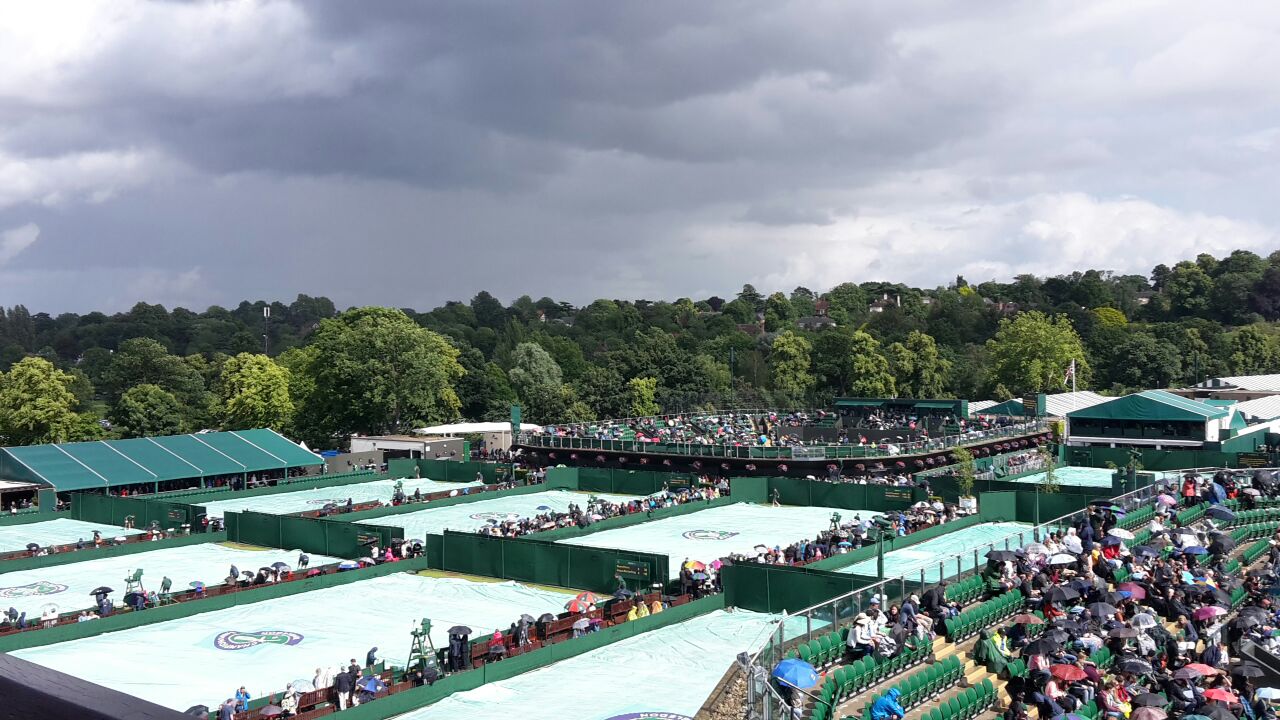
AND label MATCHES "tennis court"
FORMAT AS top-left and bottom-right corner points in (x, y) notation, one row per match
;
(560, 503), (861, 579)
(1008, 466), (1115, 488)
(0, 518), (144, 554)
(0, 542), (339, 619)
(198, 477), (484, 519)
(13, 573), (573, 711)
(392, 608), (779, 720)
(366, 489), (639, 538)
(835, 521), (1033, 582)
